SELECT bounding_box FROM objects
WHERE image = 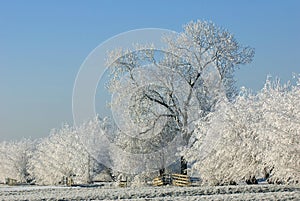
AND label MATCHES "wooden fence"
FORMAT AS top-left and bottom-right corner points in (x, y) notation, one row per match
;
(153, 174), (172, 186)
(152, 174), (190, 187)
(152, 176), (164, 186)
(119, 180), (127, 187)
(5, 178), (18, 186)
(60, 176), (74, 186)
(171, 174), (191, 187)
